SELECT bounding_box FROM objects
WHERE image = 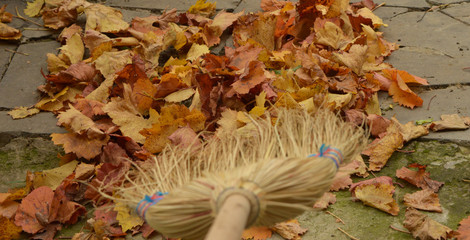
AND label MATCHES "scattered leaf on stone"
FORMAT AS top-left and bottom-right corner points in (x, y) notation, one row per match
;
(429, 114), (470, 131)
(313, 192), (336, 209)
(366, 122), (404, 171)
(404, 189), (442, 213)
(188, 0), (216, 18)
(8, 107), (40, 119)
(404, 208), (455, 240)
(0, 22), (21, 40)
(242, 226), (273, 240)
(396, 163), (444, 192)
(0, 5), (13, 23)
(352, 182), (399, 215)
(380, 69), (428, 109)
(272, 219), (308, 240)
(457, 216), (470, 240)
